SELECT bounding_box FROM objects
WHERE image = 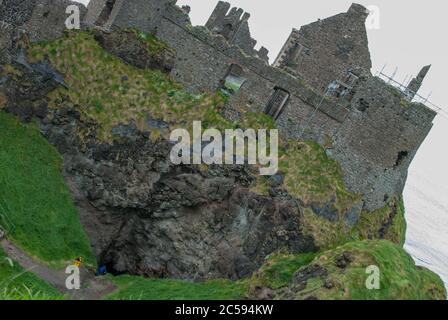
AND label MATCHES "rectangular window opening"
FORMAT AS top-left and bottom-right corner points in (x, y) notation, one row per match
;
(265, 87), (290, 120)
(221, 64), (247, 95)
